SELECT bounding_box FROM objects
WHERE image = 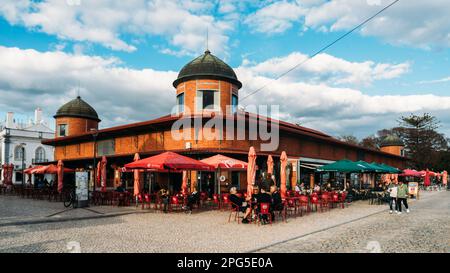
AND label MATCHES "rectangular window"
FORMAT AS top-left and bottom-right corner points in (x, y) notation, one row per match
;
(58, 124), (67, 137)
(97, 139), (115, 156)
(202, 91), (215, 109)
(177, 93), (184, 113)
(232, 94), (238, 113)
